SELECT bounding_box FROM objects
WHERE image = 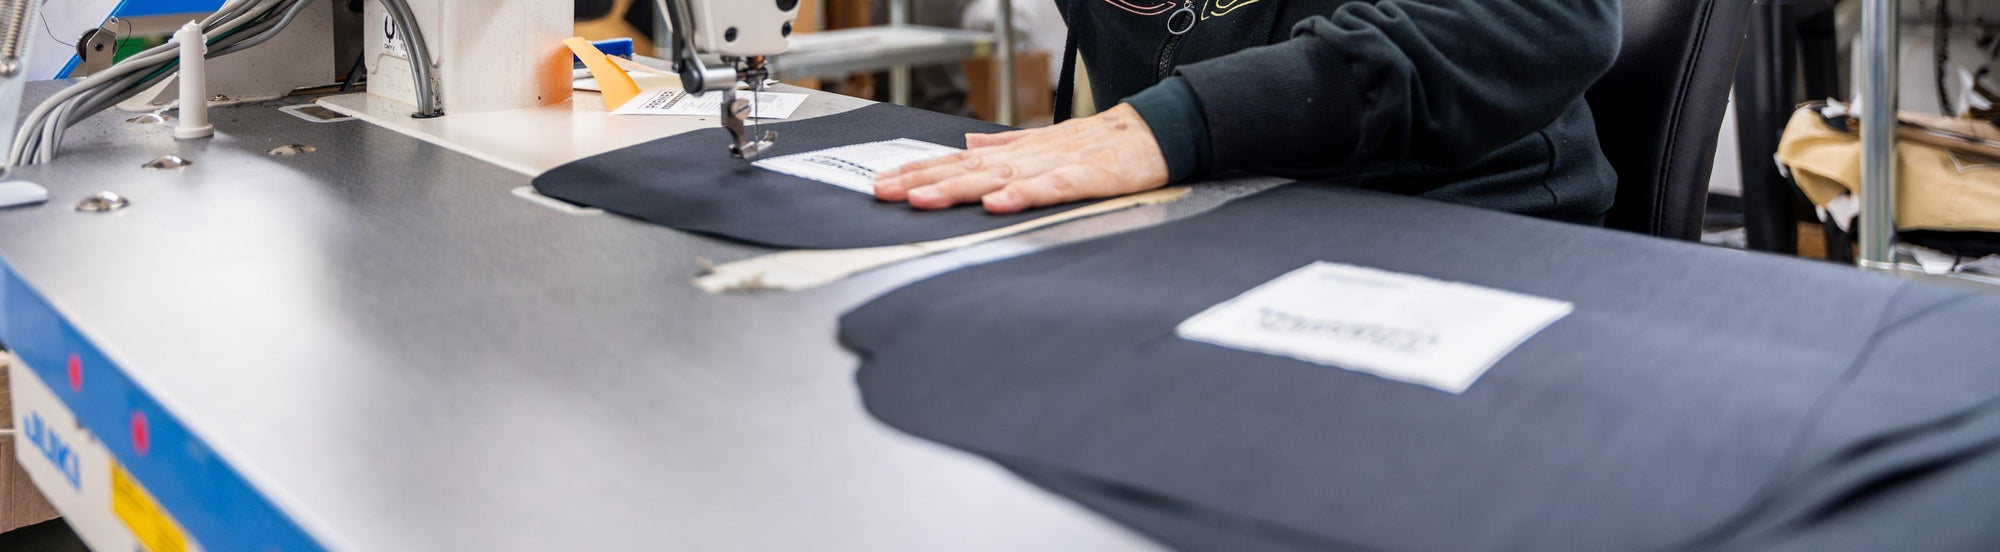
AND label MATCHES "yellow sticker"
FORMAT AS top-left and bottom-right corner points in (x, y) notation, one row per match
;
(112, 463), (192, 552)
